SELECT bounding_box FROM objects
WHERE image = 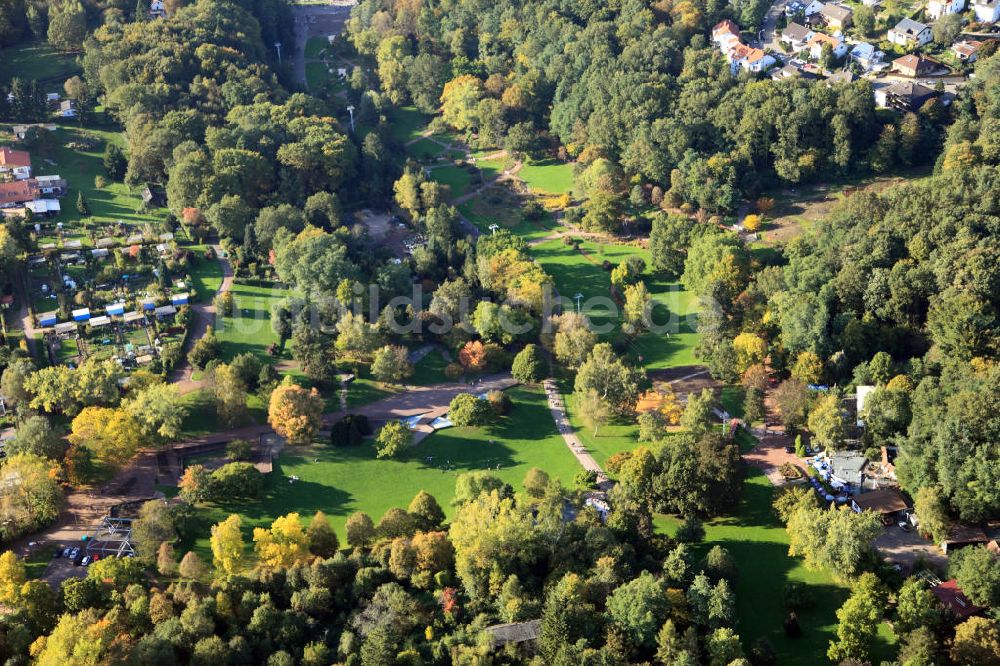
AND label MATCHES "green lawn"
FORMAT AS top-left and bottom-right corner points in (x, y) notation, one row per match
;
(531, 237), (700, 369)
(25, 544), (58, 579)
(458, 199), (555, 243)
(216, 281), (287, 363)
(518, 159), (575, 195)
(305, 61), (334, 90)
(429, 164), (474, 200)
(390, 106), (432, 145)
(0, 123), (167, 227)
(182, 386), (582, 556)
(407, 137), (447, 161)
(654, 470), (897, 665)
(410, 349), (449, 386)
(0, 41), (80, 85)
(304, 37), (329, 59)
(185, 246), (224, 302)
